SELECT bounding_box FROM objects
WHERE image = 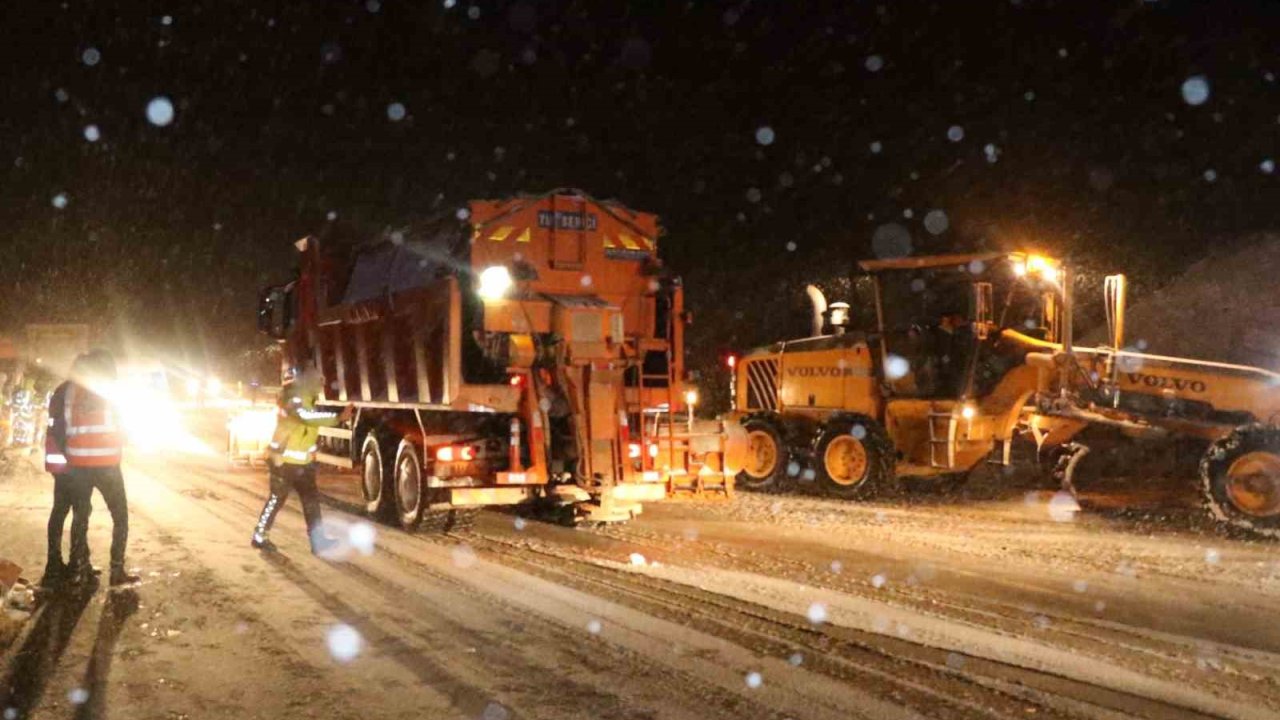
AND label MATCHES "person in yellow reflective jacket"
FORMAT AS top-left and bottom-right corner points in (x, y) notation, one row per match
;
(251, 370), (352, 554)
